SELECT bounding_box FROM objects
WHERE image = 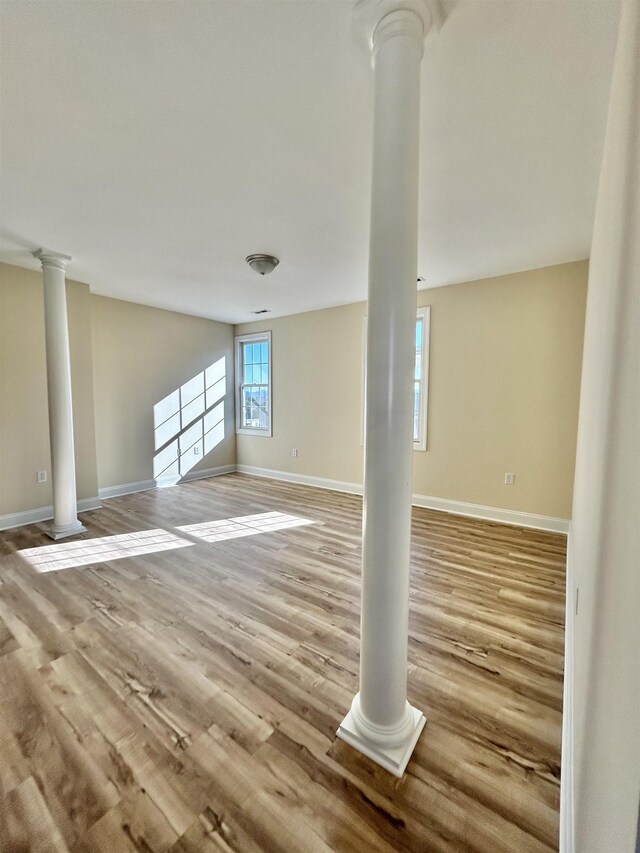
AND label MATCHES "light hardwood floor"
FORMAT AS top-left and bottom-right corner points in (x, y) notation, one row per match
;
(0, 473), (565, 852)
